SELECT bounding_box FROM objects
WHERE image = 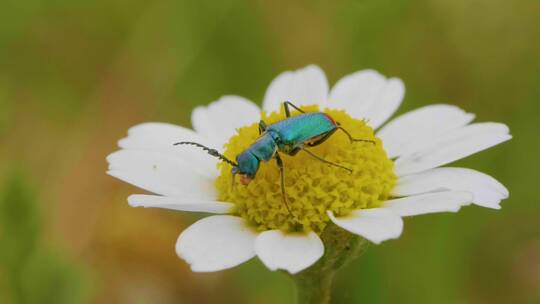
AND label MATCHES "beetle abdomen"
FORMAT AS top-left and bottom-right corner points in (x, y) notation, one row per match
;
(268, 112), (337, 146)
